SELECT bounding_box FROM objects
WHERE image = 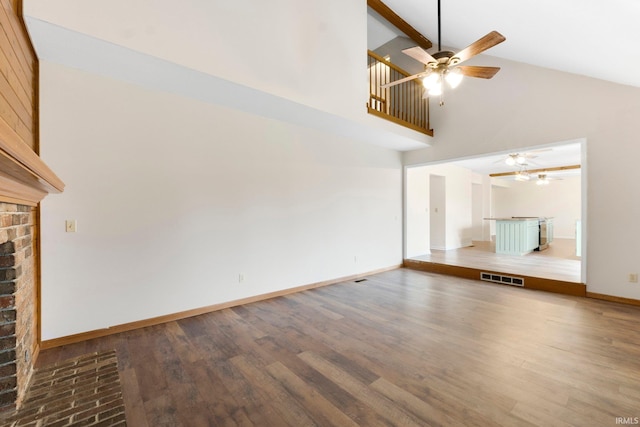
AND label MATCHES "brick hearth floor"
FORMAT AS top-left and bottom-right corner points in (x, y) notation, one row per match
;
(1, 350), (126, 426)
